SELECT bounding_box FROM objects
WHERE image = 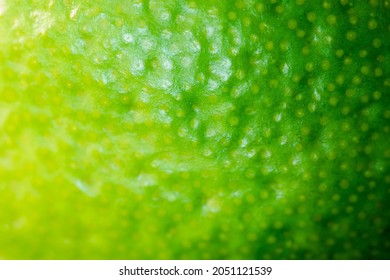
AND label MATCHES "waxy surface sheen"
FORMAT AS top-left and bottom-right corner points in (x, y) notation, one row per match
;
(0, 0), (389, 259)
